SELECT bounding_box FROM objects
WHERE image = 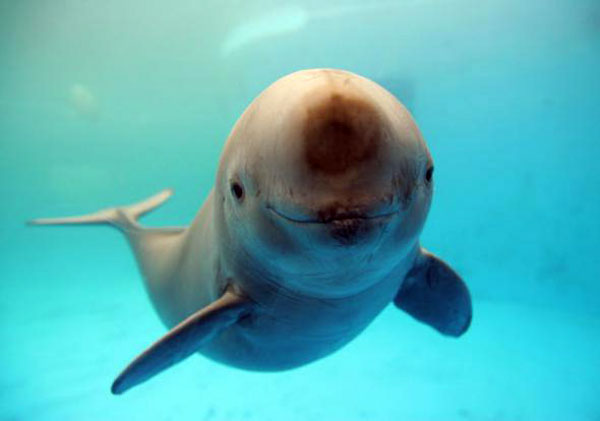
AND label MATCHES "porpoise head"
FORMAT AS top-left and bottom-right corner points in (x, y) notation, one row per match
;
(217, 69), (433, 297)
